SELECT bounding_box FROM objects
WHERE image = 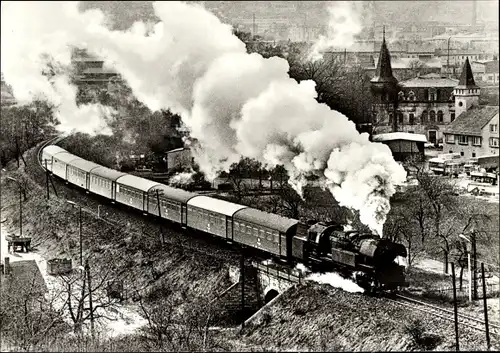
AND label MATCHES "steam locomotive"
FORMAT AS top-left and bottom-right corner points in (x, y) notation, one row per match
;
(42, 145), (409, 292)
